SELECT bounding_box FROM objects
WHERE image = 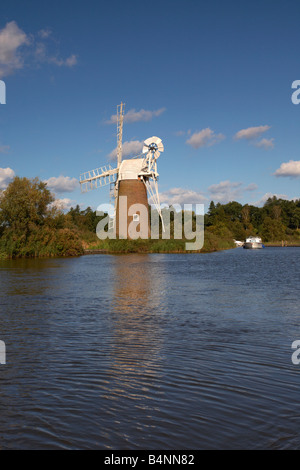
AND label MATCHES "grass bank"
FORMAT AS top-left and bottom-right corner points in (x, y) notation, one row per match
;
(84, 232), (235, 254)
